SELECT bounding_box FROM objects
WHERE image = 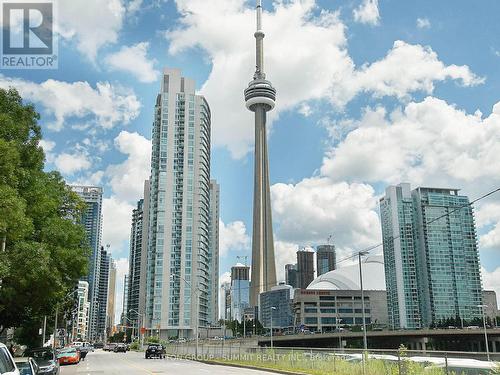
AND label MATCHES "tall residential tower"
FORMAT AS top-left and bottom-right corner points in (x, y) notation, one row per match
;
(71, 185), (103, 341)
(145, 68), (216, 339)
(380, 184), (483, 328)
(244, 0), (277, 307)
